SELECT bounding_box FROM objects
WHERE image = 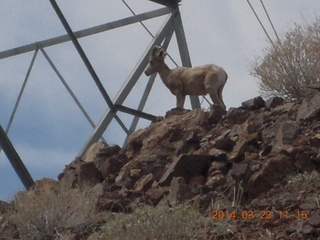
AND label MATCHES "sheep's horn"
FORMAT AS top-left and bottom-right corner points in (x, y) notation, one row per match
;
(151, 45), (160, 56)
